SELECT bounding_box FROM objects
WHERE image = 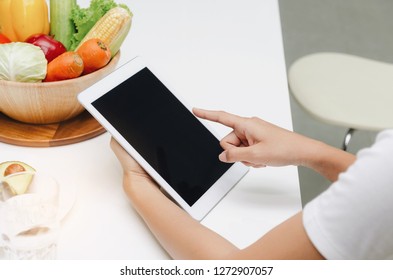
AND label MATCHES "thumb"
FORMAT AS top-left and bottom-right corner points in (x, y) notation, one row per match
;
(219, 146), (255, 163)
